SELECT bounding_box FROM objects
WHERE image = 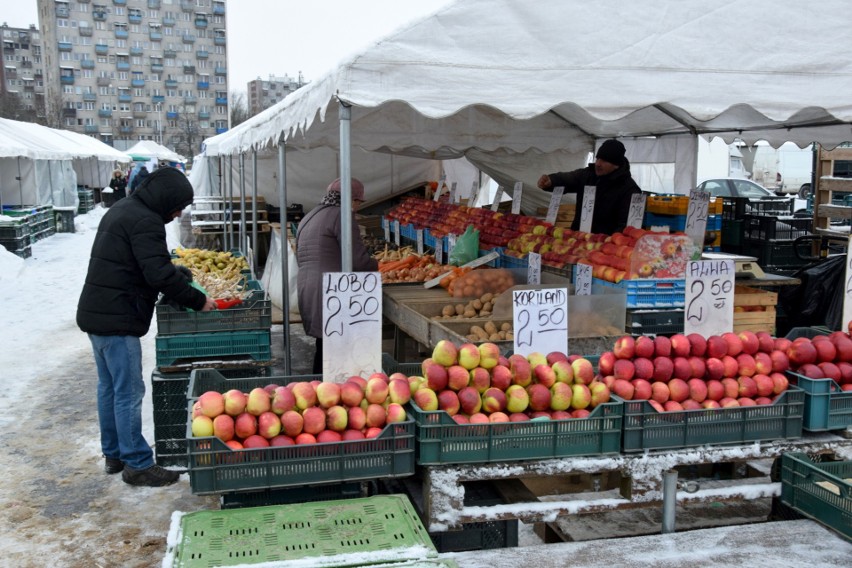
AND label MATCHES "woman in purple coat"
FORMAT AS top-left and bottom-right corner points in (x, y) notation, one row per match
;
(296, 178), (378, 373)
